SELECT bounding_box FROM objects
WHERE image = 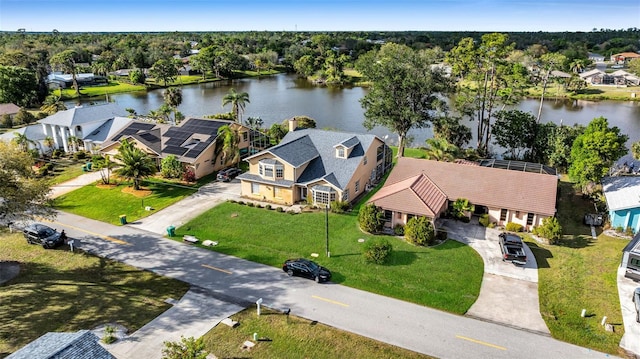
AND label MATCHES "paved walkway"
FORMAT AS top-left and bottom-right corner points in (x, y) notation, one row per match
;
(617, 266), (640, 356)
(49, 170), (104, 198)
